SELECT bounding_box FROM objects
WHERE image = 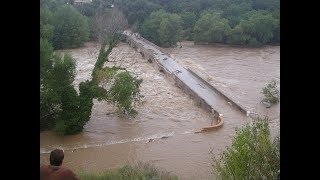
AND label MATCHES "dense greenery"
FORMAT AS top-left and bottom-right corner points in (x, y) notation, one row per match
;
(108, 71), (142, 114)
(40, 0), (90, 49)
(140, 10), (182, 47)
(212, 117), (280, 179)
(78, 163), (178, 180)
(193, 11), (231, 44)
(52, 5), (89, 49)
(116, 0), (279, 47)
(40, 38), (93, 134)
